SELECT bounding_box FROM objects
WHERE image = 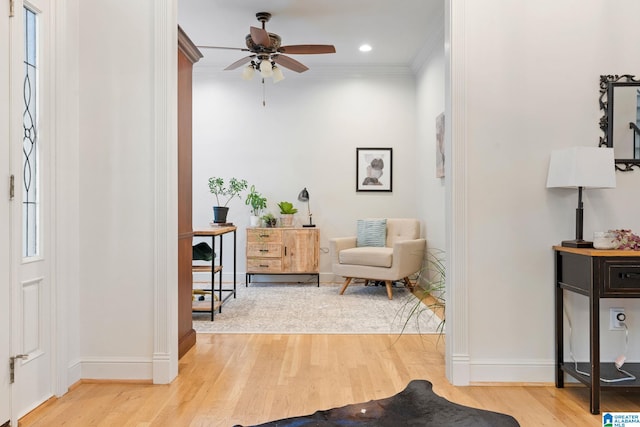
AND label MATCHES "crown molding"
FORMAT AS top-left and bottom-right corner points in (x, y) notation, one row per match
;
(178, 25), (203, 63)
(411, 9), (445, 74)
